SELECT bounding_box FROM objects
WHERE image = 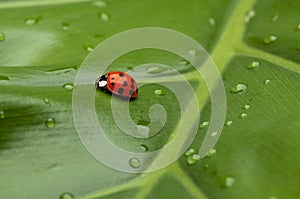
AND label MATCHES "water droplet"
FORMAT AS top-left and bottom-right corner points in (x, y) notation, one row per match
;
(92, 0), (107, 7)
(208, 17), (216, 26)
(61, 22), (70, 30)
(230, 83), (247, 94)
(140, 144), (149, 152)
(264, 79), (271, 84)
(25, 17), (40, 25)
(203, 164), (209, 169)
(296, 23), (300, 31)
(45, 117), (56, 128)
(220, 176), (235, 188)
(206, 148), (217, 157)
(240, 113), (248, 118)
(154, 89), (165, 96)
(99, 12), (110, 21)
(272, 14), (279, 22)
(244, 104), (250, 110)
(244, 9), (256, 23)
(211, 131), (218, 137)
(0, 32), (5, 42)
(43, 98), (50, 104)
(83, 45), (94, 52)
(129, 157), (140, 168)
(0, 110), (5, 119)
(200, 121), (209, 128)
(225, 120), (233, 126)
(269, 196), (278, 199)
(63, 83), (74, 90)
(180, 59), (190, 65)
(248, 61), (259, 69)
(185, 148), (195, 156)
(188, 49), (197, 57)
(187, 154), (200, 165)
(264, 35), (277, 44)
(146, 65), (168, 74)
(59, 192), (75, 199)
